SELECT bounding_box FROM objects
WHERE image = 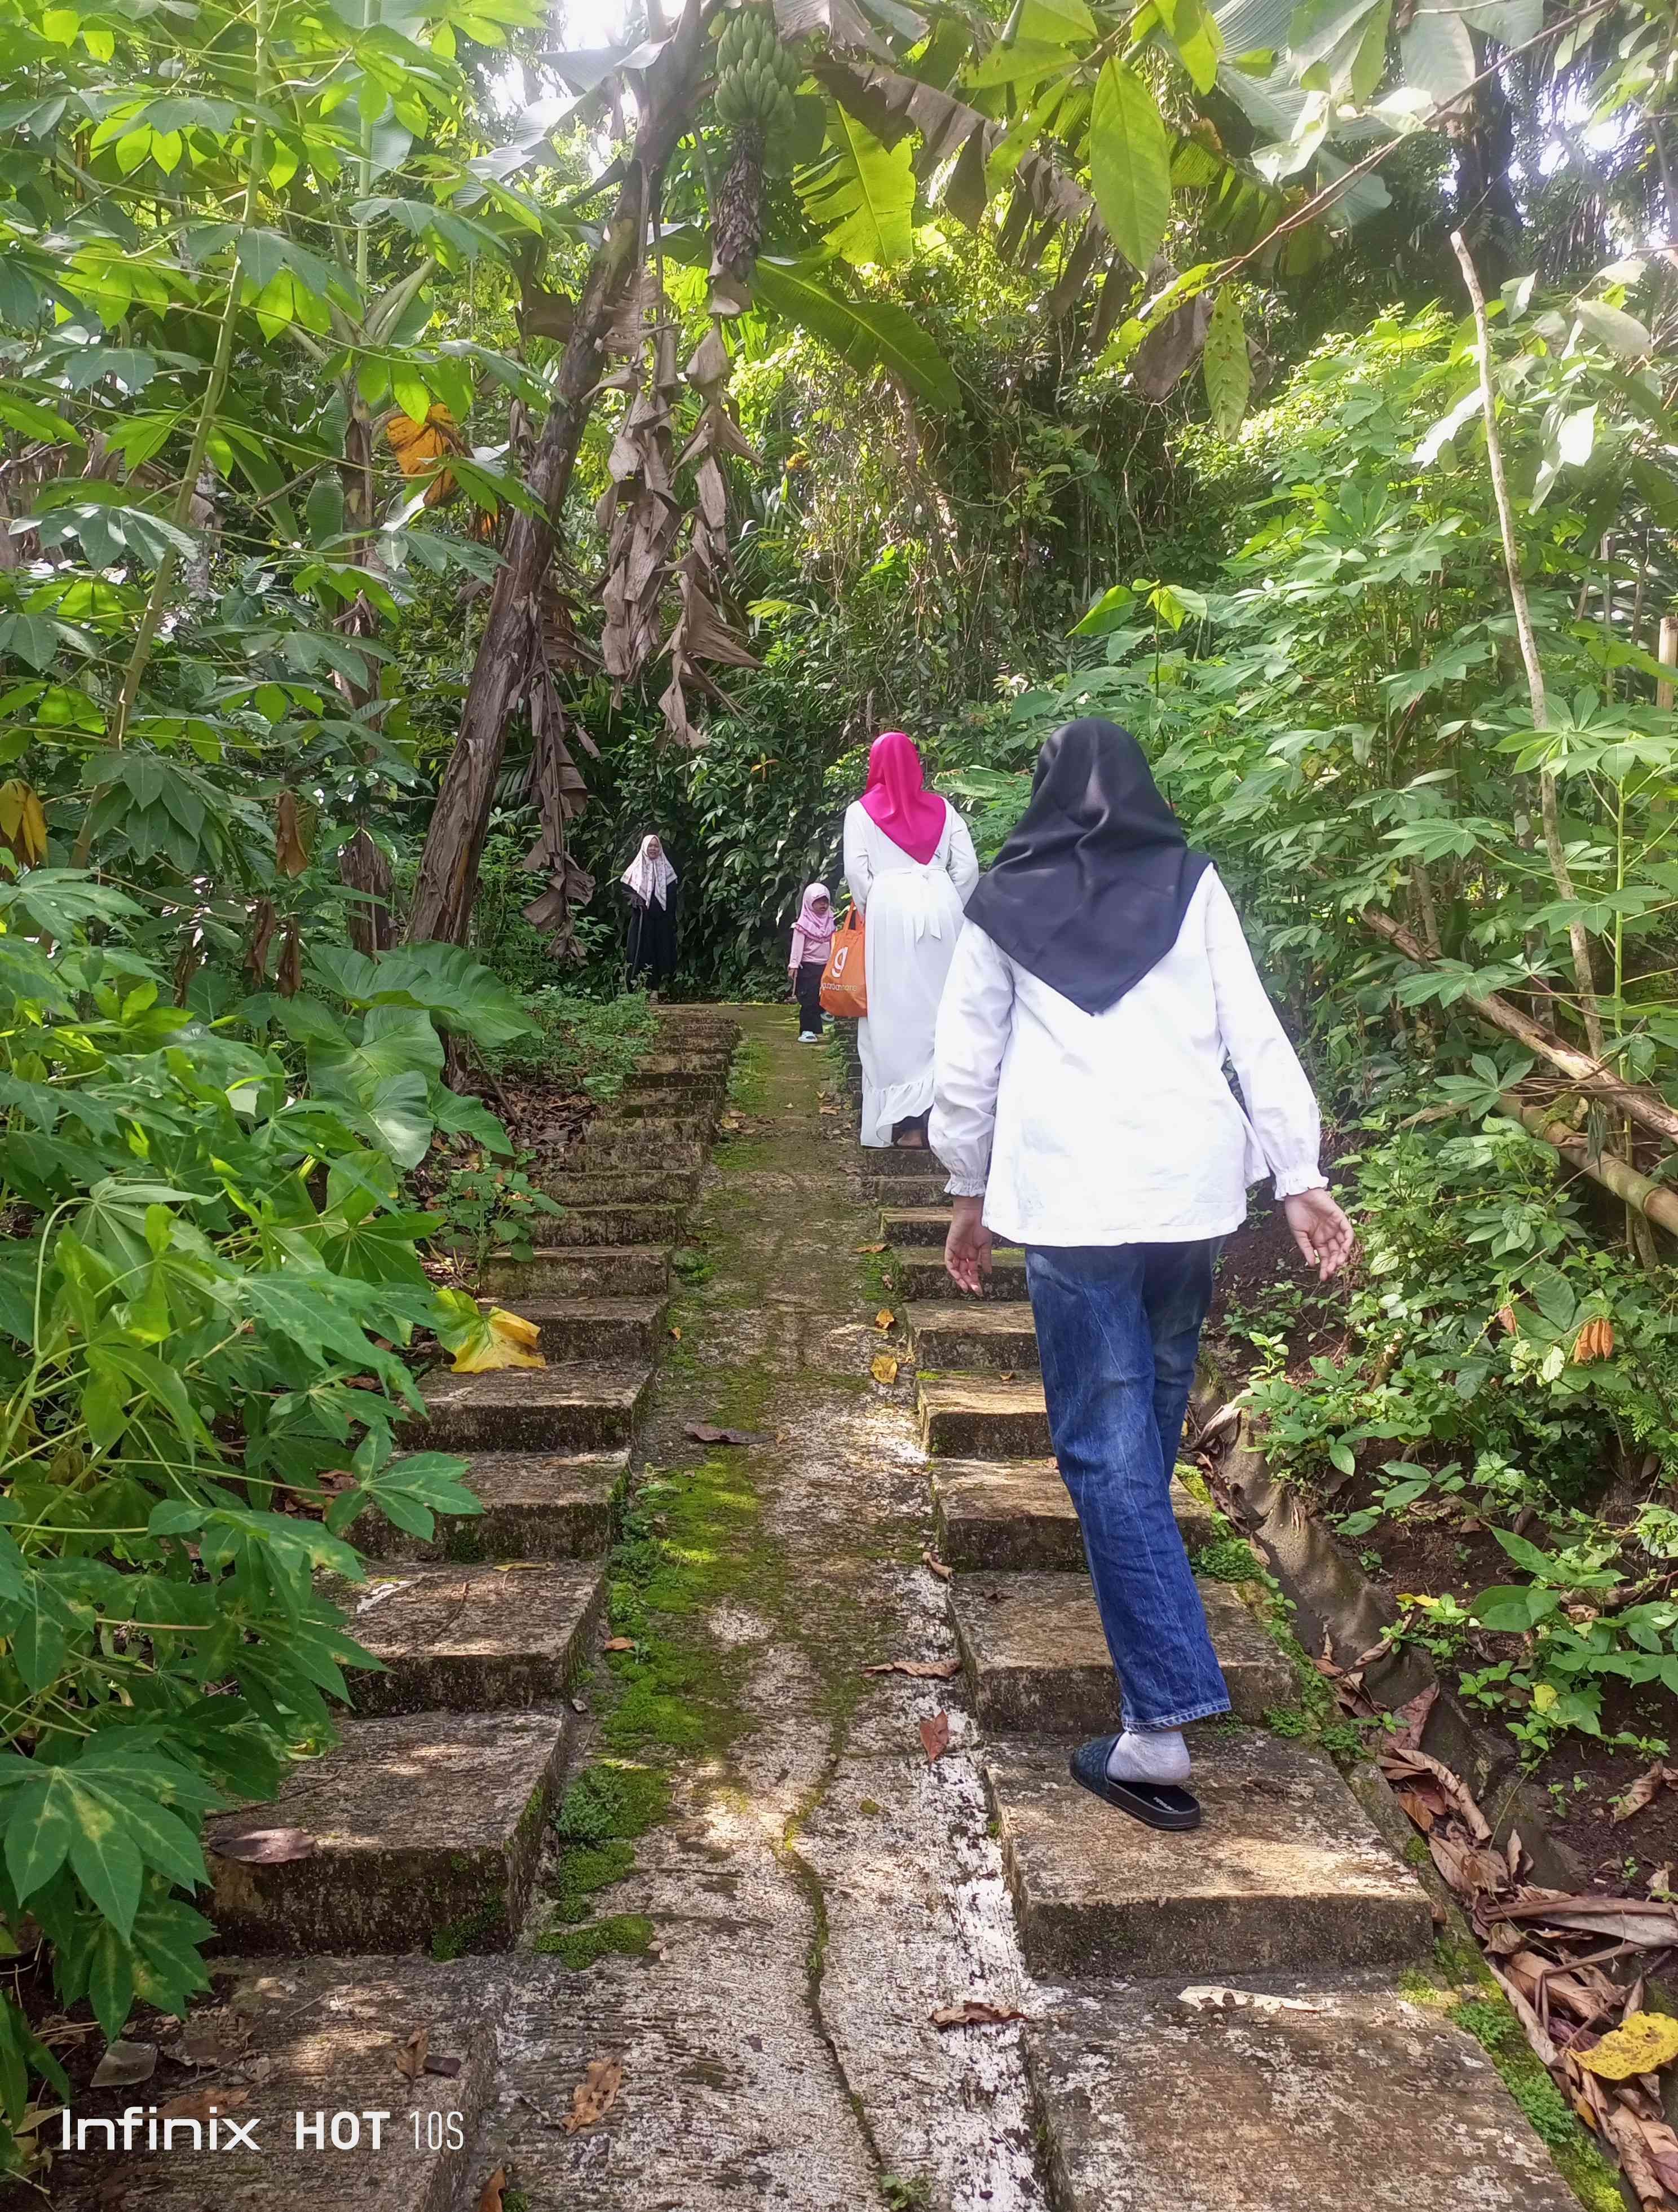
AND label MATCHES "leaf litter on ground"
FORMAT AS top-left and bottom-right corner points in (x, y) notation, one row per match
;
(930, 2001), (1032, 2028)
(684, 1421), (760, 1446)
(562, 2055), (624, 2132)
(1376, 1686), (1678, 2204)
(869, 1352), (899, 1385)
(862, 1658), (961, 1680)
(920, 1713), (951, 1764)
(209, 1826), (315, 1864)
(91, 2041), (156, 2089)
